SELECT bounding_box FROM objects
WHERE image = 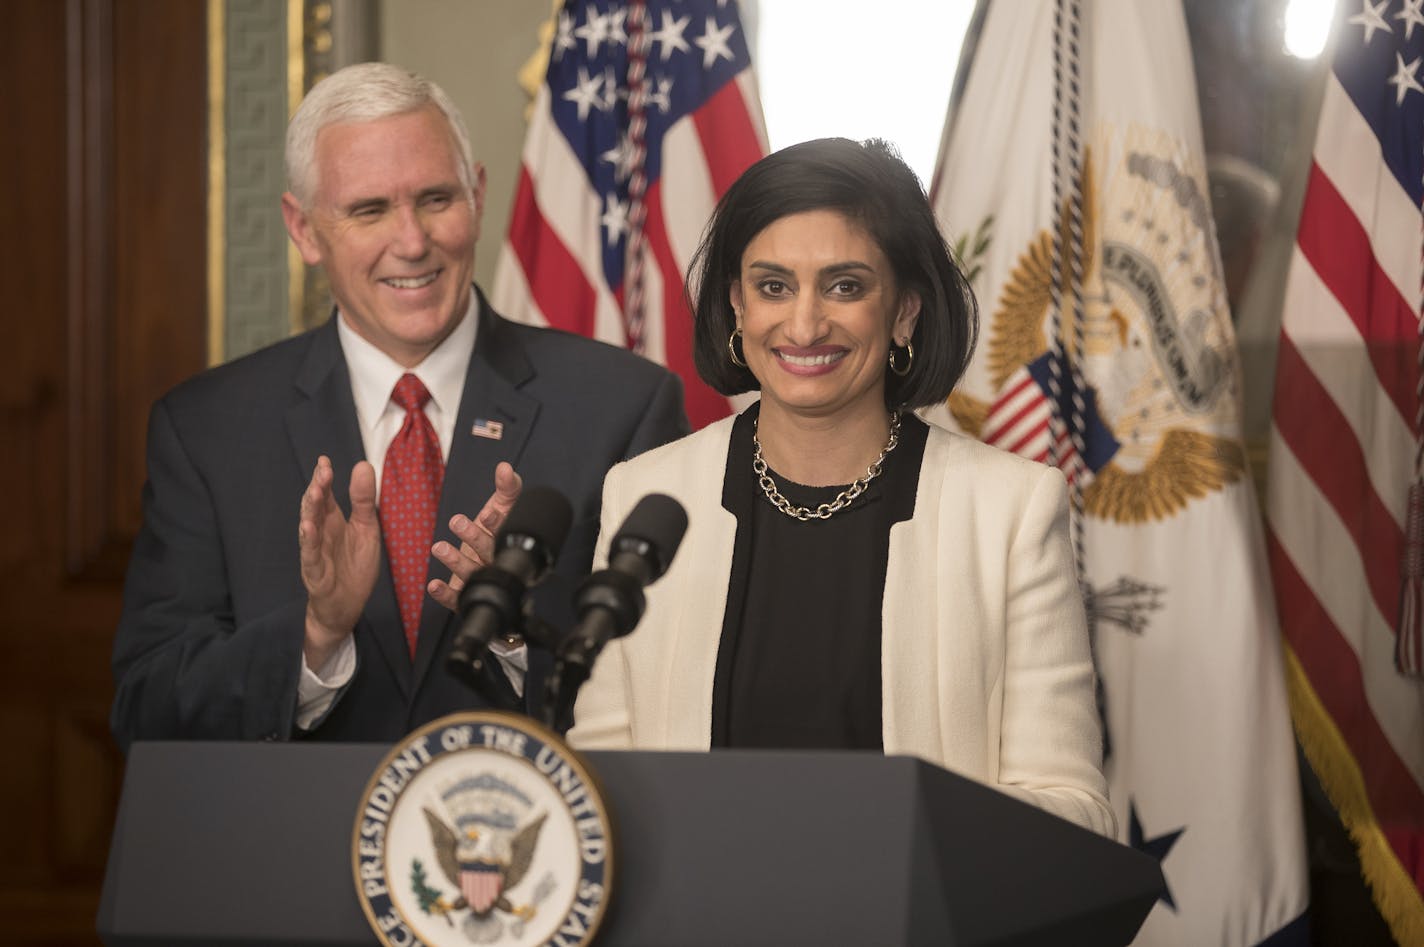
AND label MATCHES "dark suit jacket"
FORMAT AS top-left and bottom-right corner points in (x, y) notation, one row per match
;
(110, 289), (688, 749)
